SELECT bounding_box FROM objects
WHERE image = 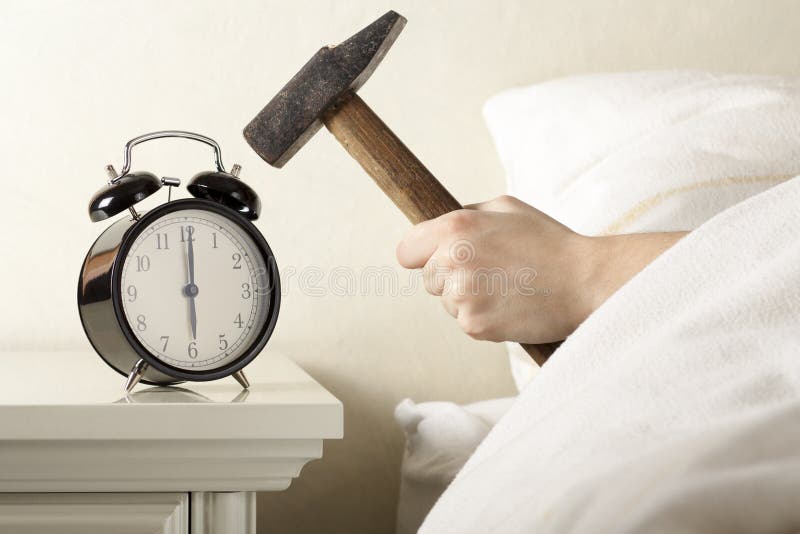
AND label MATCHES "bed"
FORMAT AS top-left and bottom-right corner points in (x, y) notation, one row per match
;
(396, 71), (800, 534)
